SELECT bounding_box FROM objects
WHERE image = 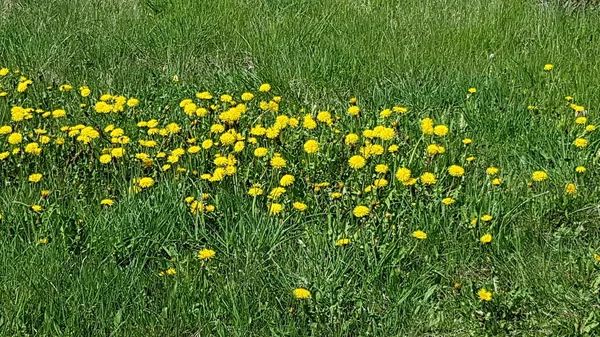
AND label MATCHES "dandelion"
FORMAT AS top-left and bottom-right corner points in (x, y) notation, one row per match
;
(462, 138), (472, 145)
(543, 64), (553, 71)
(293, 288), (311, 299)
(576, 166), (586, 173)
(481, 215), (493, 222)
(421, 118), (434, 135)
(565, 183), (577, 195)
(293, 202), (307, 211)
(280, 174), (295, 186)
(269, 203), (283, 215)
(347, 106), (360, 116)
(478, 288), (492, 301)
(138, 177), (155, 188)
(395, 167), (411, 182)
(442, 197), (455, 205)
(532, 171), (548, 182)
(270, 155), (286, 169)
(353, 206), (370, 218)
(31, 205), (43, 212)
(573, 138), (588, 148)
(100, 199), (114, 206)
(28, 173), (42, 183)
(480, 233), (492, 244)
(8, 133), (23, 145)
(336, 238), (351, 246)
(303, 139), (319, 153)
(348, 155), (366, 169)
(198, 248), (216, 260)
(412, 230), (427, 240)
(468, 87), (477, 93)
(433, 125), (449, 136)
(420, 172), (436, 185)
(99, 154), (112, 164)
(345, 133), (359, 145)
(259, 83), (271, 92)
(447, 165), (465, 177)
